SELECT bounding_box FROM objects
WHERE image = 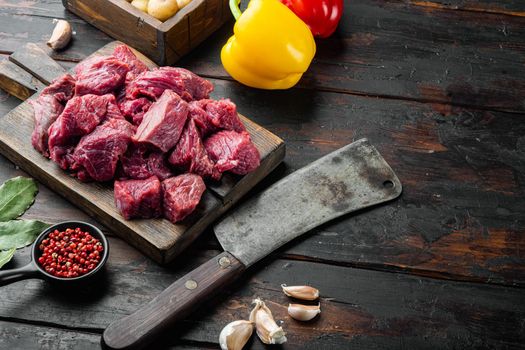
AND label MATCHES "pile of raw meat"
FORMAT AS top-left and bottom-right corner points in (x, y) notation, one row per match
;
(30, 45), (260, 223)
